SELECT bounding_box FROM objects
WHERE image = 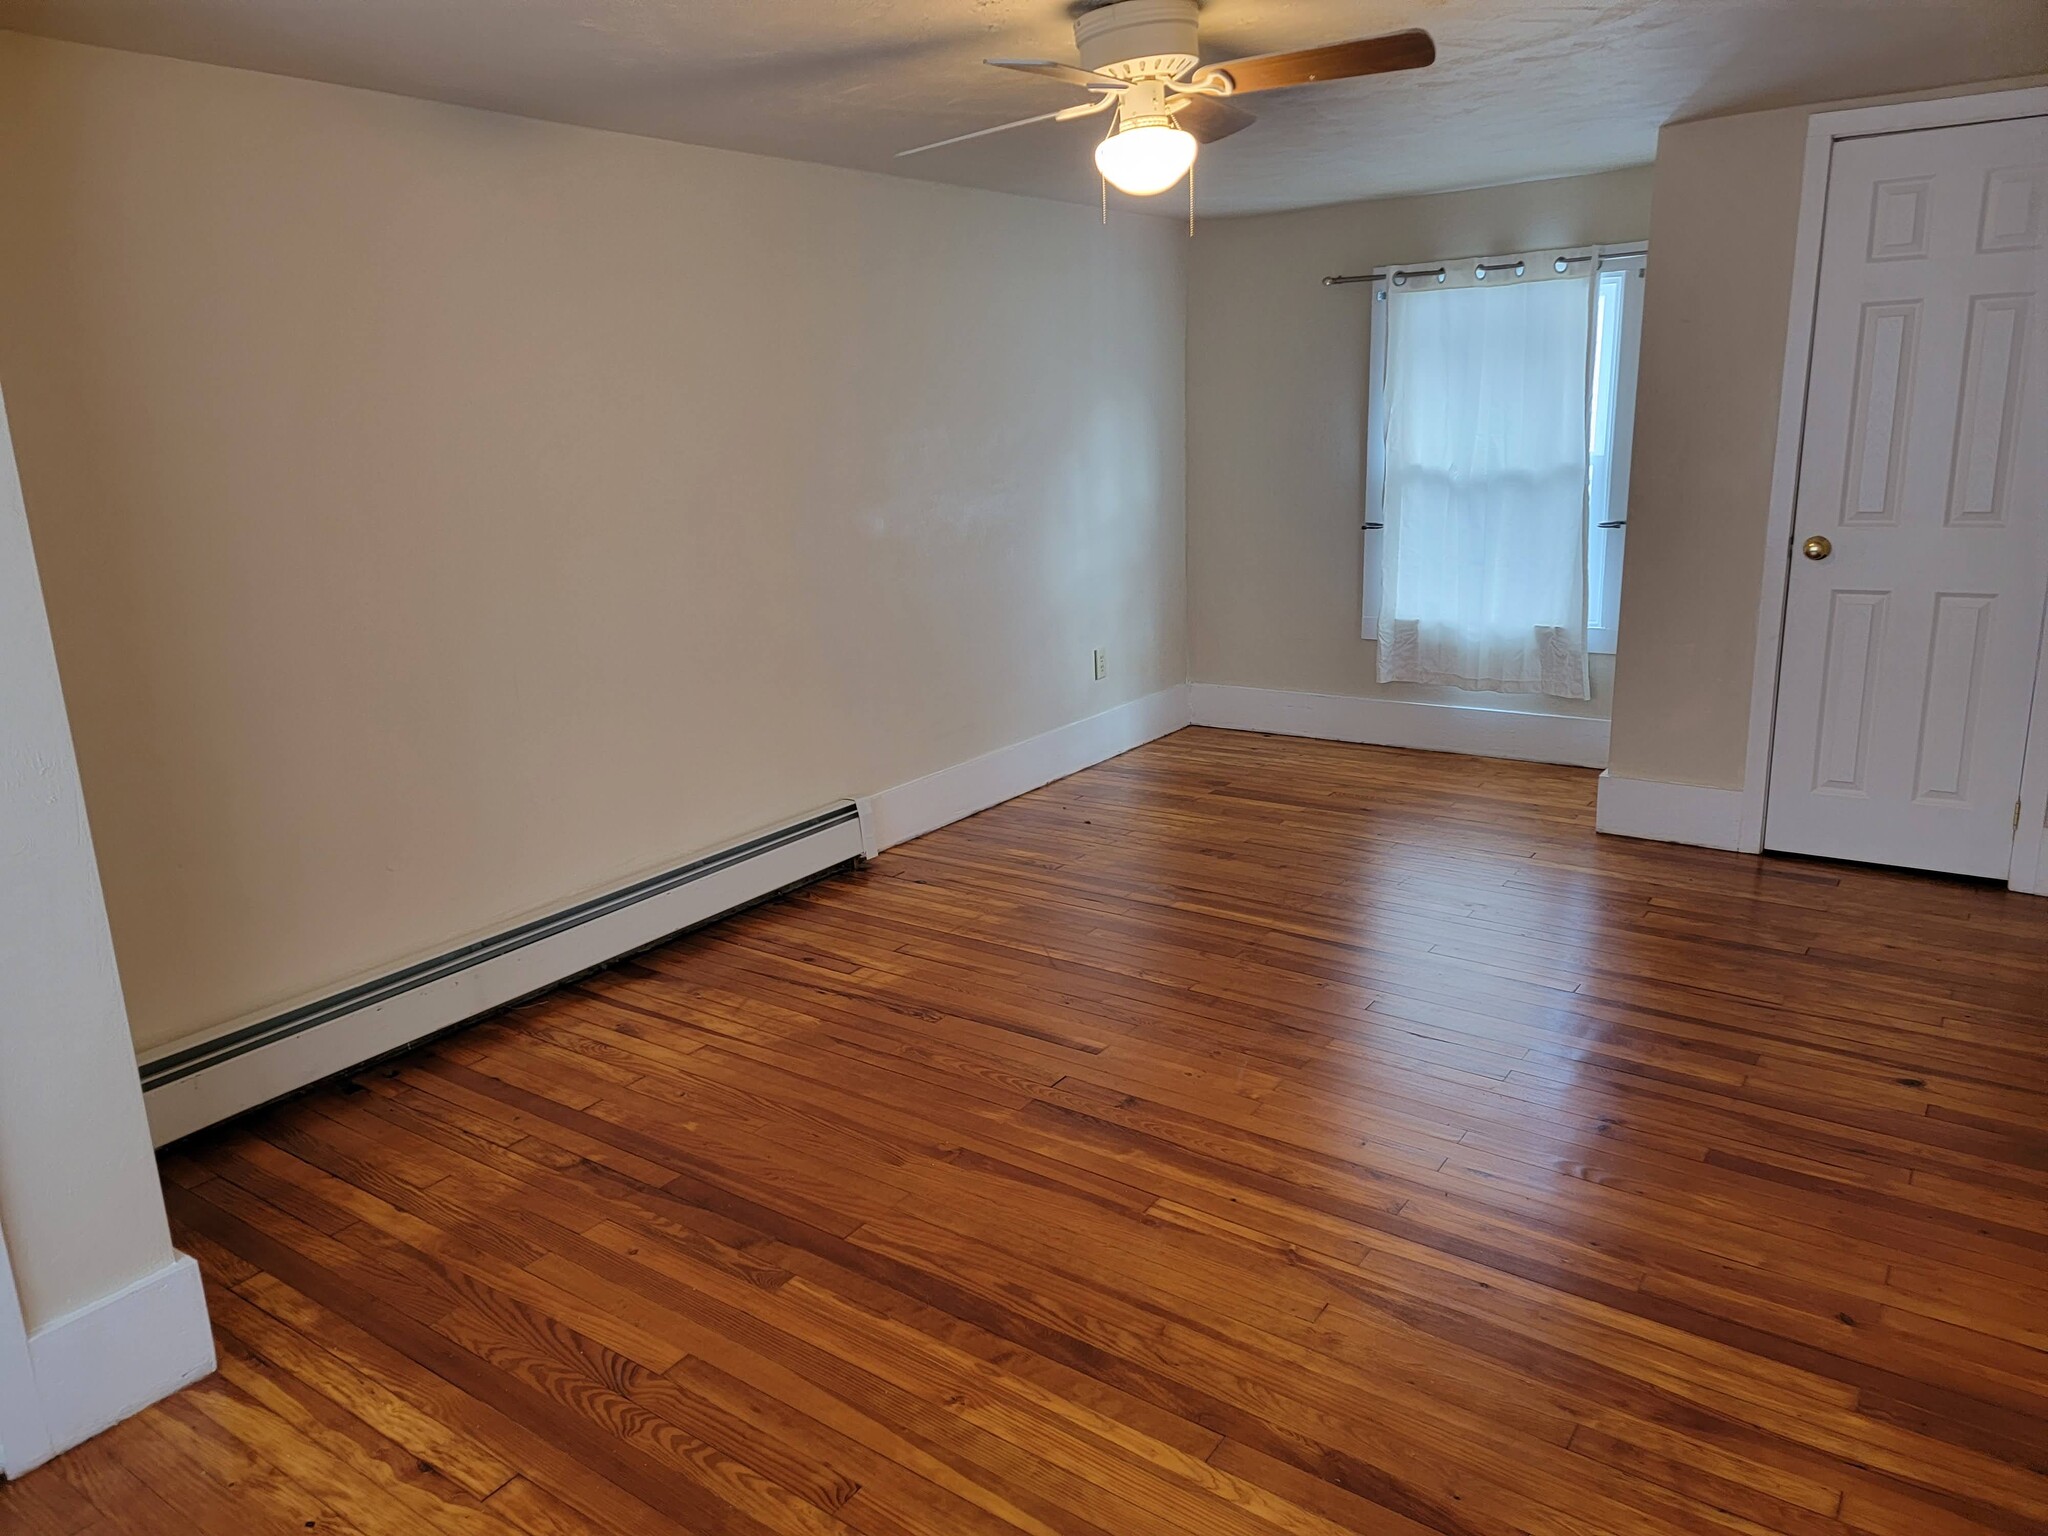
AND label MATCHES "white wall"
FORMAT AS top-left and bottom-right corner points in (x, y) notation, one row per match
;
(1185, 169), (1655, 721)
(0, 32), (1189, 1059)
(1605, 106), (1814, 789)
(0, 379), (174, 1335)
